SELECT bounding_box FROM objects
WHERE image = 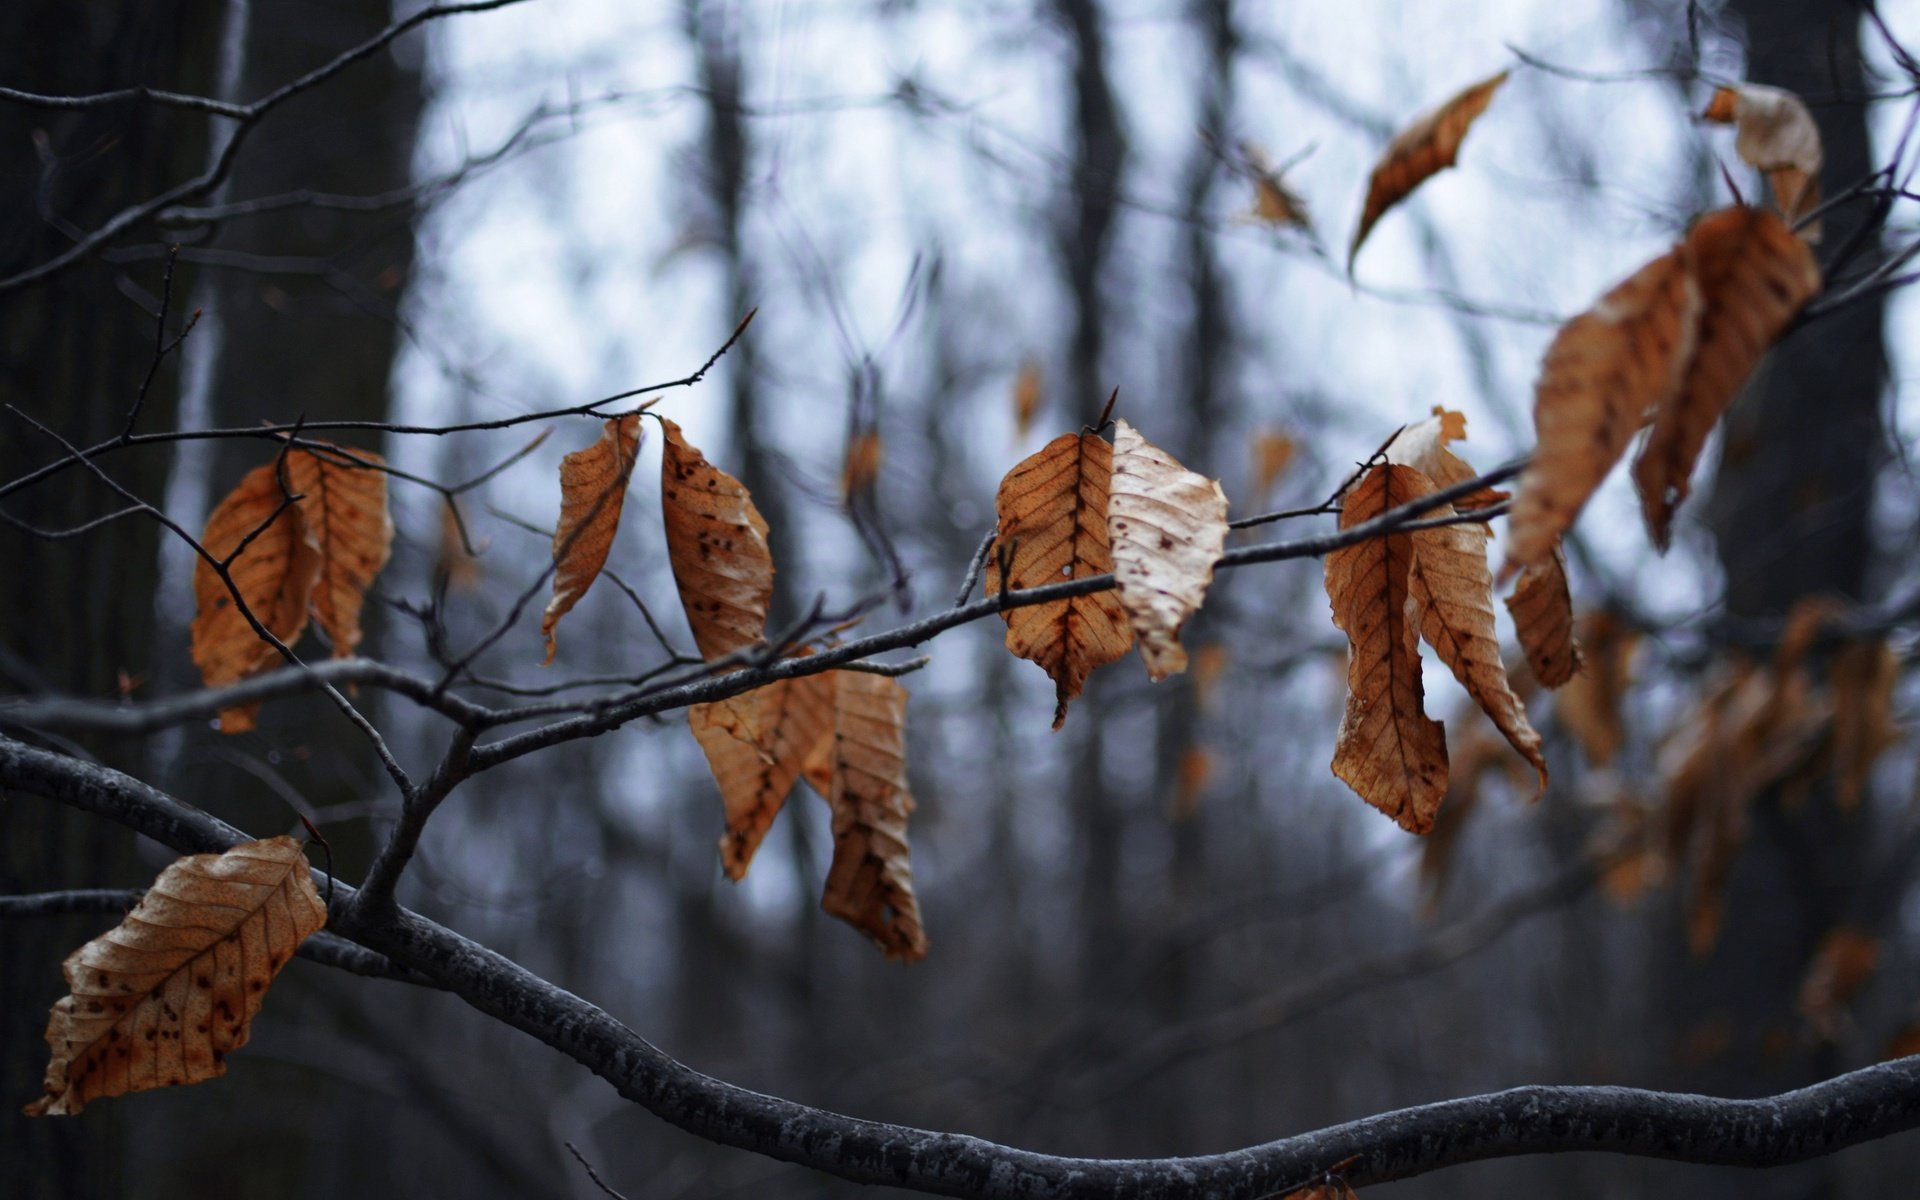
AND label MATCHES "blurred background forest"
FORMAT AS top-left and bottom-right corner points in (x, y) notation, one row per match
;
(5, 0), (1920, 1196)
